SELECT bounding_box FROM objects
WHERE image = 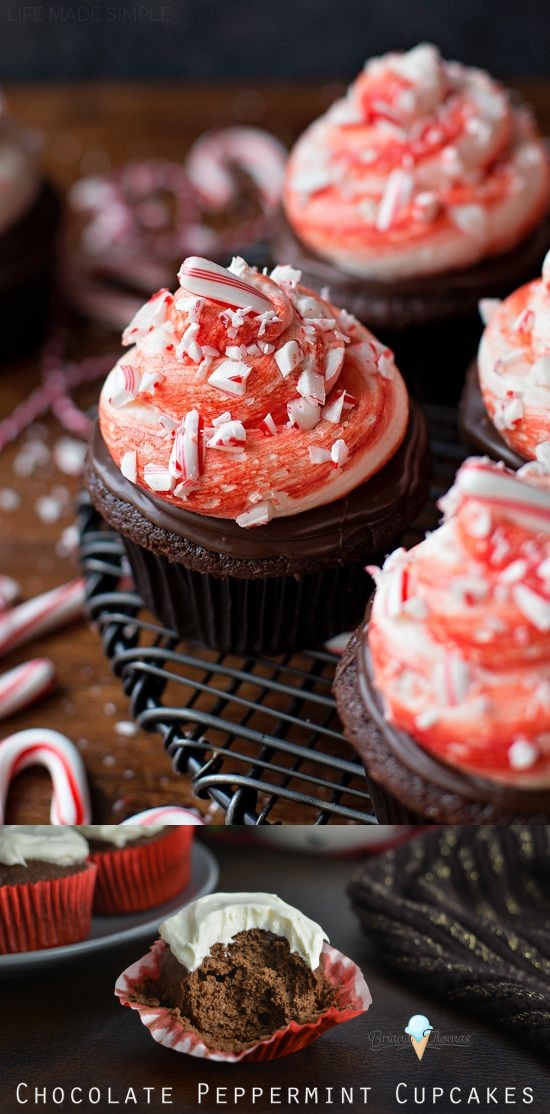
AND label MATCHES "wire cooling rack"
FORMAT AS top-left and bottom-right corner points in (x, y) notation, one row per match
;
(79, 402), (467, 825)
